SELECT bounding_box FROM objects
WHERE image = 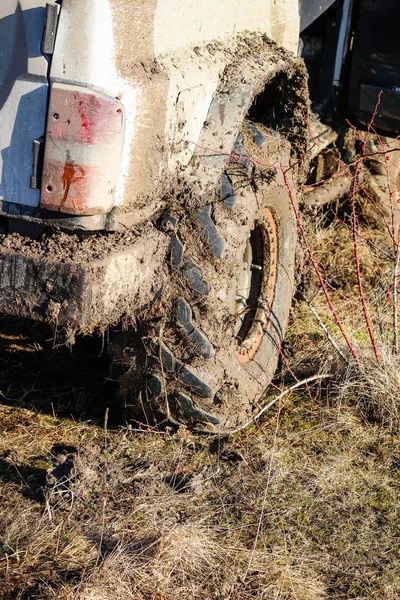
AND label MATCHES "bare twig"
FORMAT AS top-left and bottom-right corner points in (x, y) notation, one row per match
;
(242, 409), (279, 583)
(393, 243), (400, 354)
(282, 170), (360, 364)
(350, 95), (382, 364)
(104, 407), (109, 452)
(350, 175), (381, 363)
(229, 373), (333, 435)
(305, 296), (348, 363)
